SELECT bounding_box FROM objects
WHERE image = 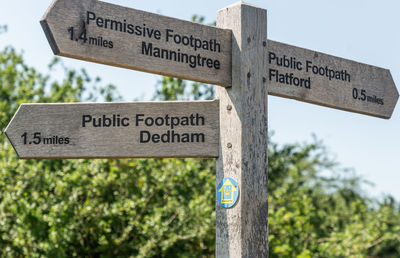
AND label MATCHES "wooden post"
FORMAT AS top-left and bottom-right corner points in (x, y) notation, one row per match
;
(216, 2), (268, 257)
